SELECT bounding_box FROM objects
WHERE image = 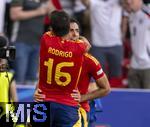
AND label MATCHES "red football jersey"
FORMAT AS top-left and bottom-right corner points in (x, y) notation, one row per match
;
(39, 32), (87, 106)
(78, 53), (104, 112)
